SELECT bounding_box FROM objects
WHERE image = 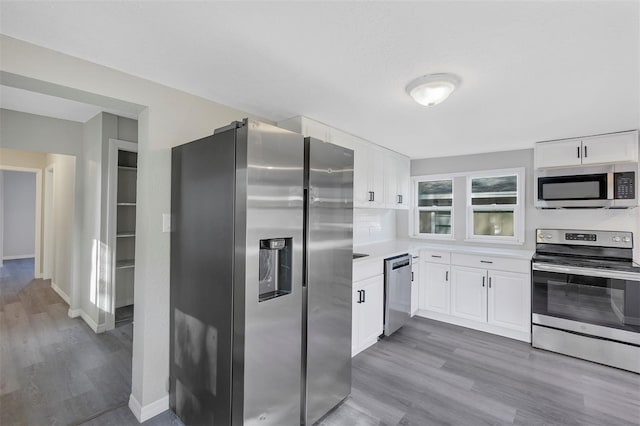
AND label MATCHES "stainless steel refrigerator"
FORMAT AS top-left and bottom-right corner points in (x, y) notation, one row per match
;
(170, 119), (353, 426)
